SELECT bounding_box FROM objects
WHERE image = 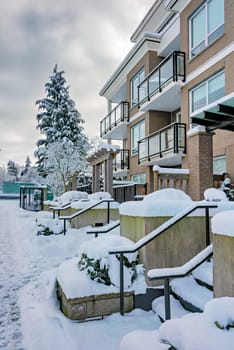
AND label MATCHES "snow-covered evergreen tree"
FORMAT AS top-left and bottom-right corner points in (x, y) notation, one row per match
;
(7, 160), (19, 181)
(34, 65), (89, 193)
(21, 156), (31, 176)
(35, 64), (89, 178)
